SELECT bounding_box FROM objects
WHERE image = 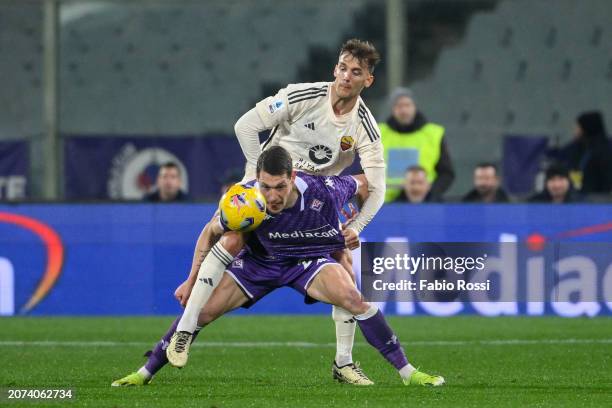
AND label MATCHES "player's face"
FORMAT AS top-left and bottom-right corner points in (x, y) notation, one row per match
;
(547, 176), (570, 201)
(157, 167), (181, 198)
(333, 53), (373, 99)
(257, 171), (294, 214)
(404, 170), (430, 202)
(474, 167), (498, 195)
(392, 96), (417, 125)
